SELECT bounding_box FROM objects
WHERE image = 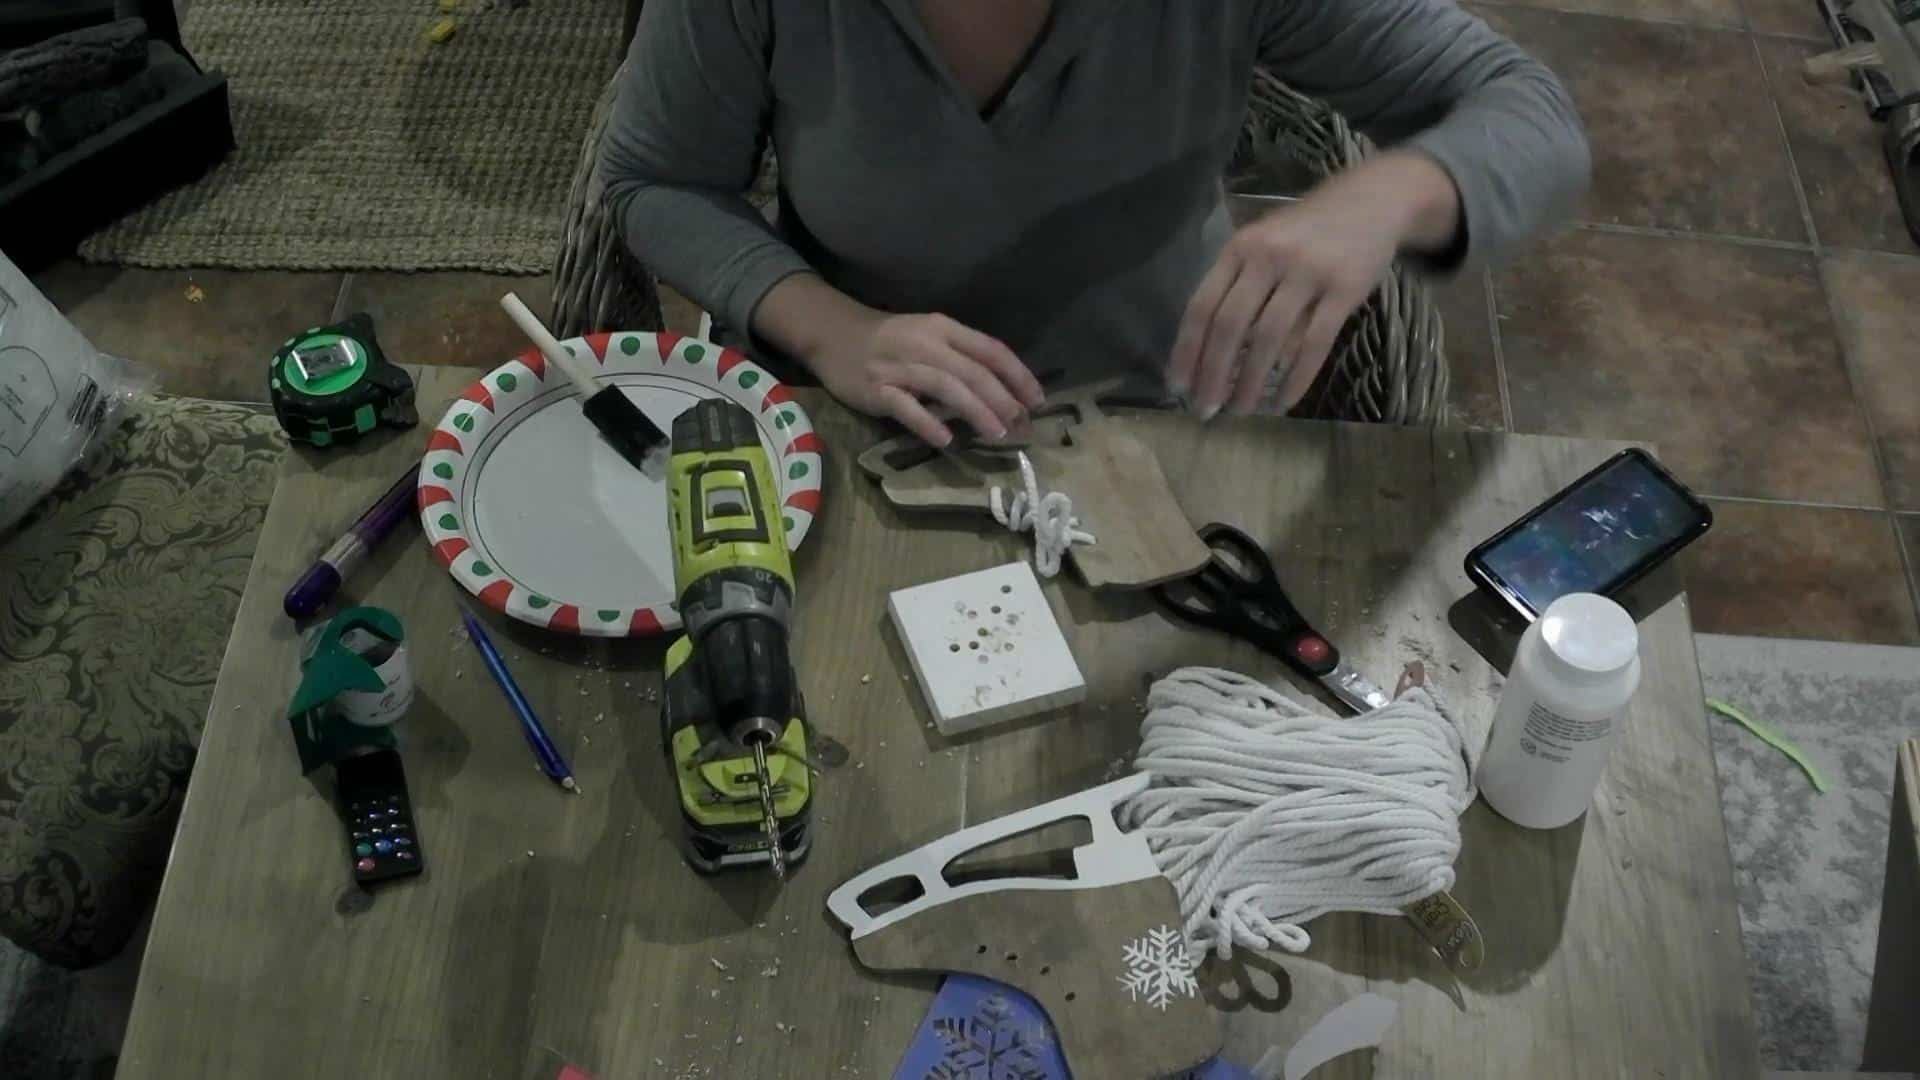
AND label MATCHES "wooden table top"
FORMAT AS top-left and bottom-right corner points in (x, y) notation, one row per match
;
(117, 366), (1760, 1079)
